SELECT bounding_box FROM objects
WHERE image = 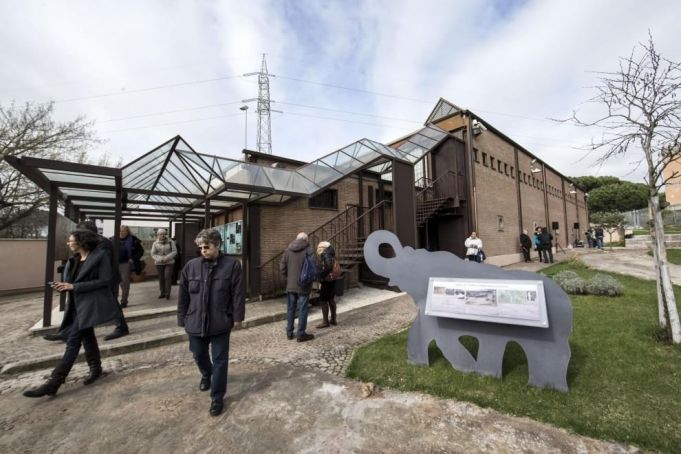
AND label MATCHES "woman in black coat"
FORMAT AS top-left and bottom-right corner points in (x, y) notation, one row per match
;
(24, 229), (120, 398)
(315, 241), (338, 328)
